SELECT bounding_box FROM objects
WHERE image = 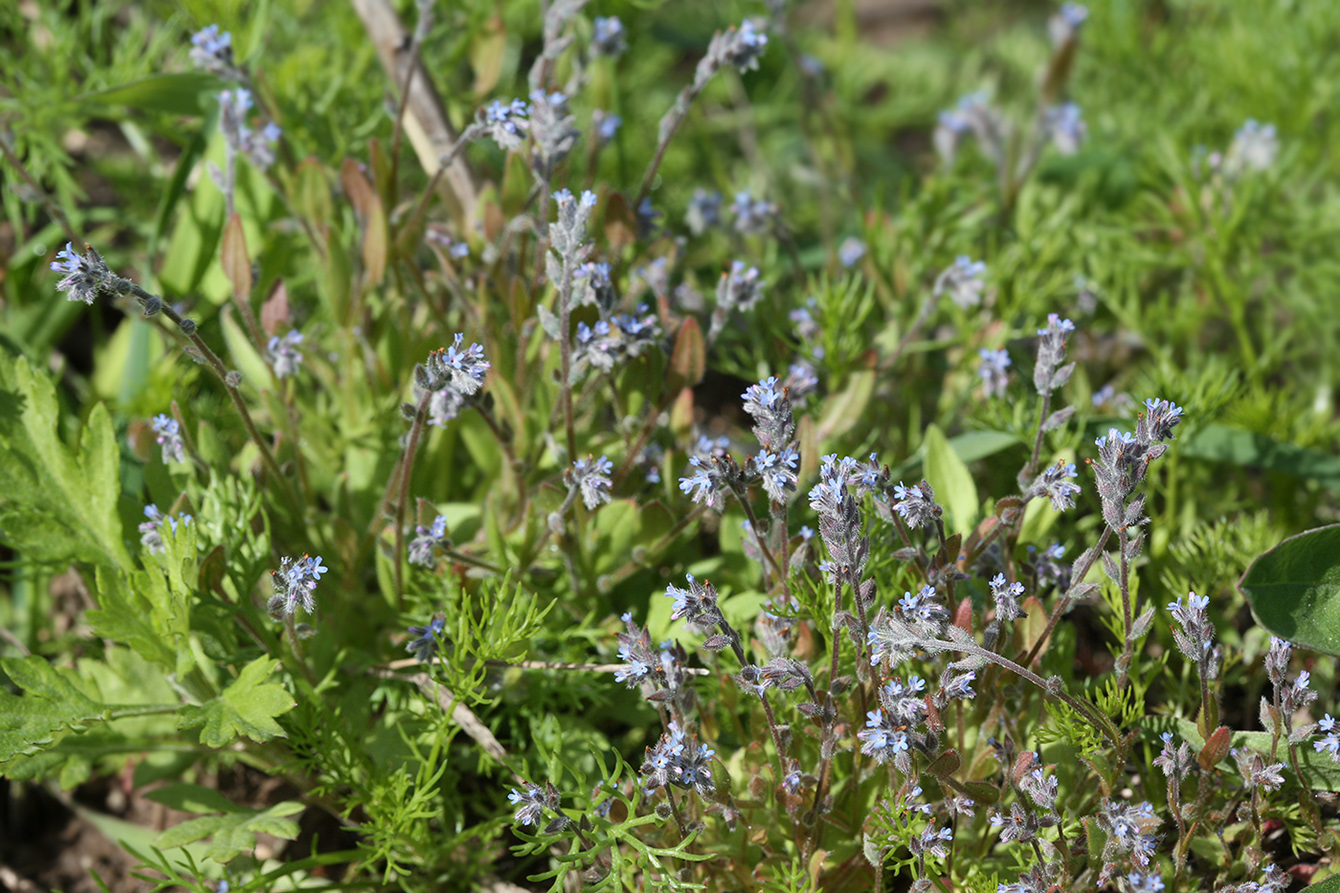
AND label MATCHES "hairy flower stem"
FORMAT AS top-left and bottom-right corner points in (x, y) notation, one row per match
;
(1116, 527), (1135, 690)
(735, 494), (787, 598)
(556, 253), (578, 462)
(389, 389), (435, 605)
(806, 572), (853, 856)
(1019, 526), (1112, 669)
(1020, 389), (1053, 486)
(123, 281), (293, 504)
(717, 622), (786, 778)
(953, 639), (1120, 746)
